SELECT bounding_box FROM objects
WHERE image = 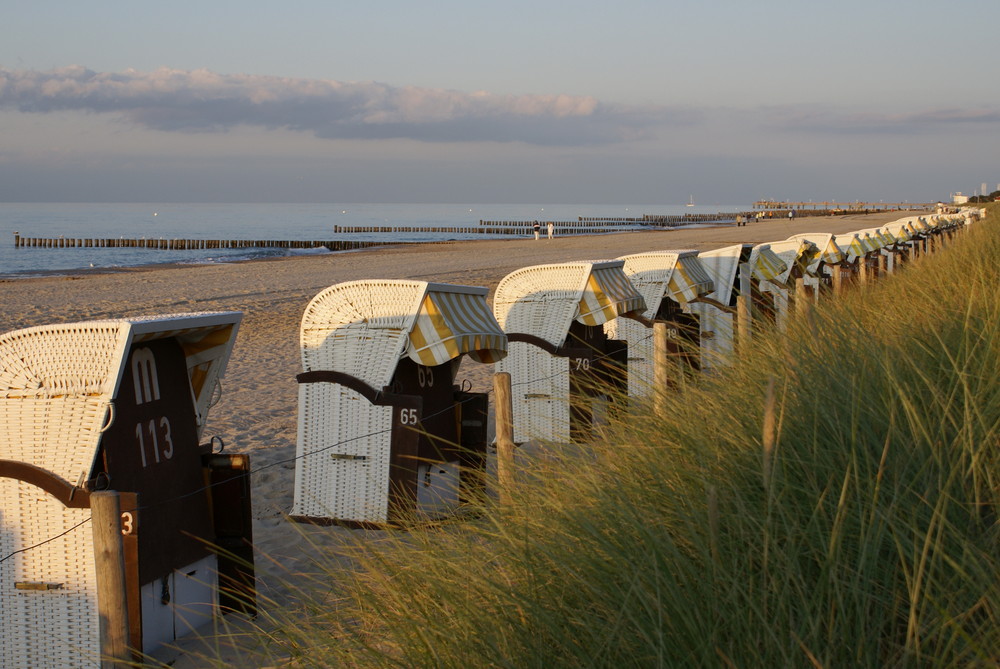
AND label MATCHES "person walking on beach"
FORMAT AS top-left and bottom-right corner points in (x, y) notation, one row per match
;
(533, 221), (541, 240)
(547, 221), (554, 239)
